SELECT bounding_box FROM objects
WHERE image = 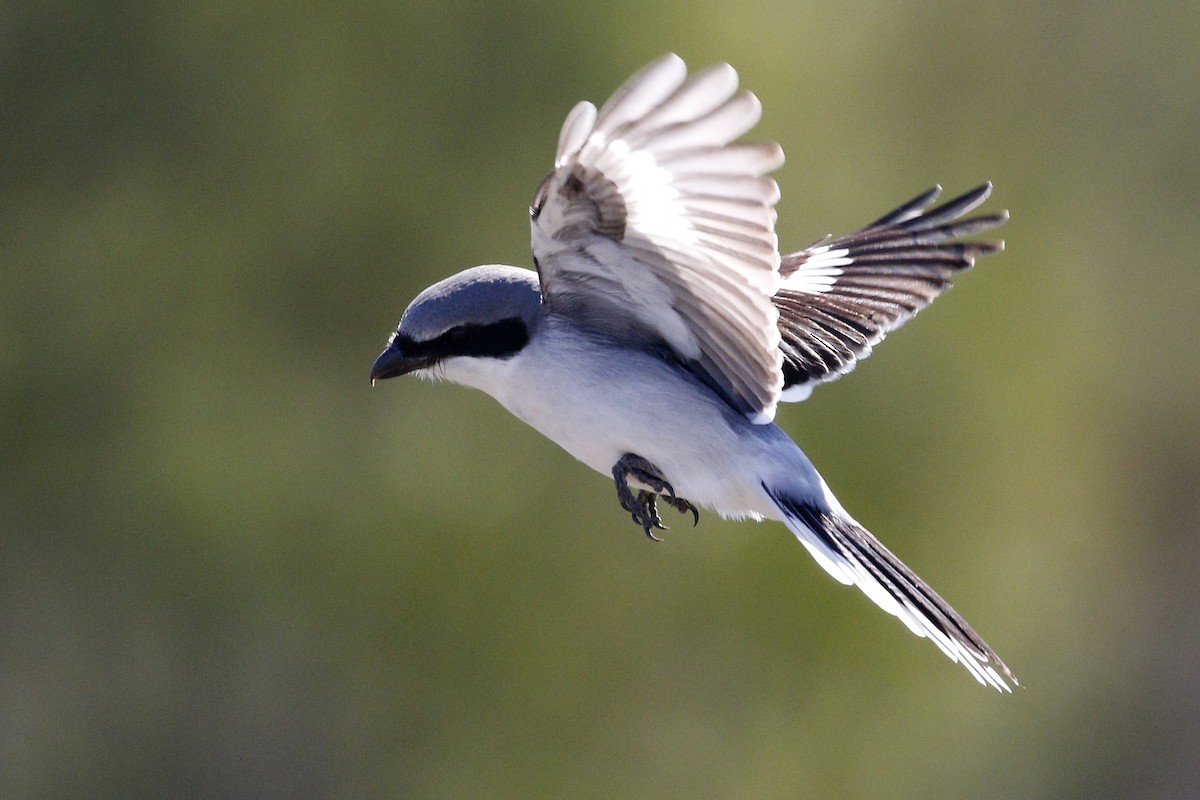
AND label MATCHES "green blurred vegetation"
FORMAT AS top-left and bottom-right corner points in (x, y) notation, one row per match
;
(3, 1), (1198, 798)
